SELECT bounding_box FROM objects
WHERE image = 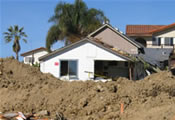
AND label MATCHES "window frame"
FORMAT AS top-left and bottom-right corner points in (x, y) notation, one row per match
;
(60, 59), (78, 79)
(25, 57), (34, 63)
(164, 37), (174, 46)
(152, 37), (161, 46)
(170, 37), (174, 46)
